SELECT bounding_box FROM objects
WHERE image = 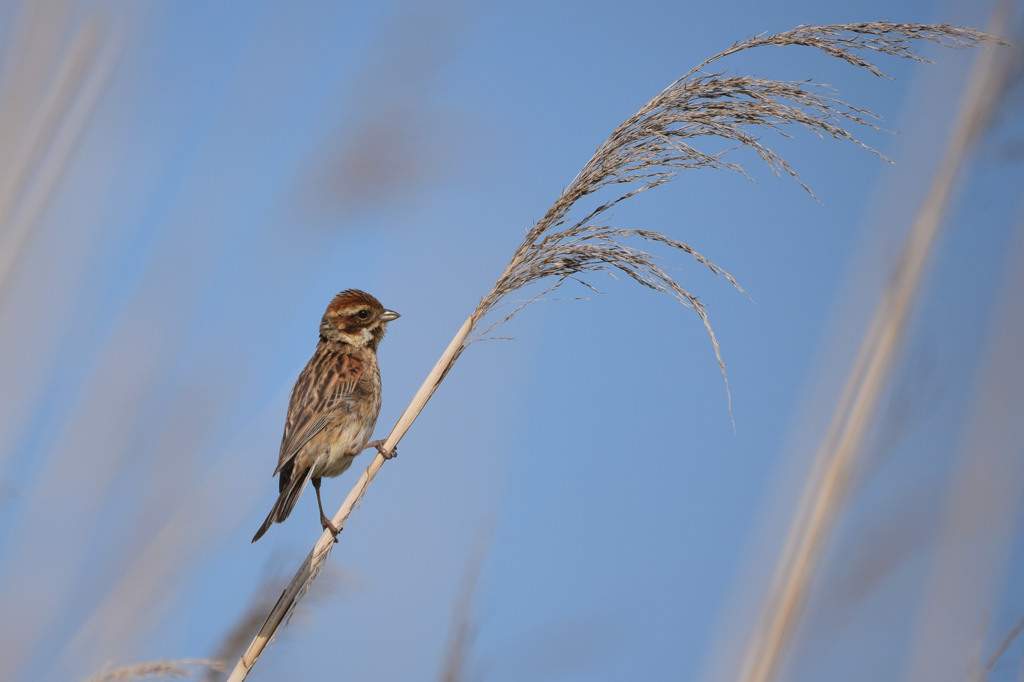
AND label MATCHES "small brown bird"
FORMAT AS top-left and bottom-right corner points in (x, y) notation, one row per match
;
(252, 289), (399, 542)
